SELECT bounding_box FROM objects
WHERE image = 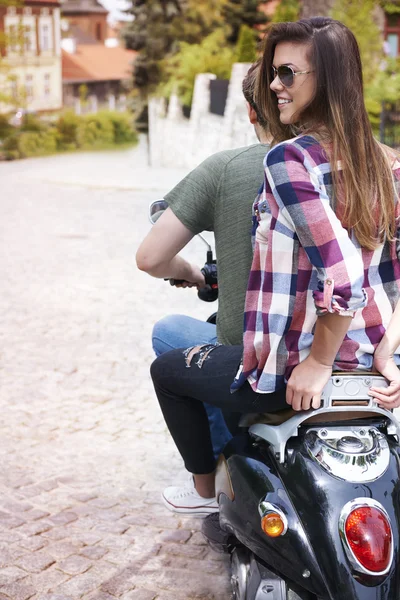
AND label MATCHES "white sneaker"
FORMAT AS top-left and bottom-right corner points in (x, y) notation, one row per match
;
(162, 484), (219, 517)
